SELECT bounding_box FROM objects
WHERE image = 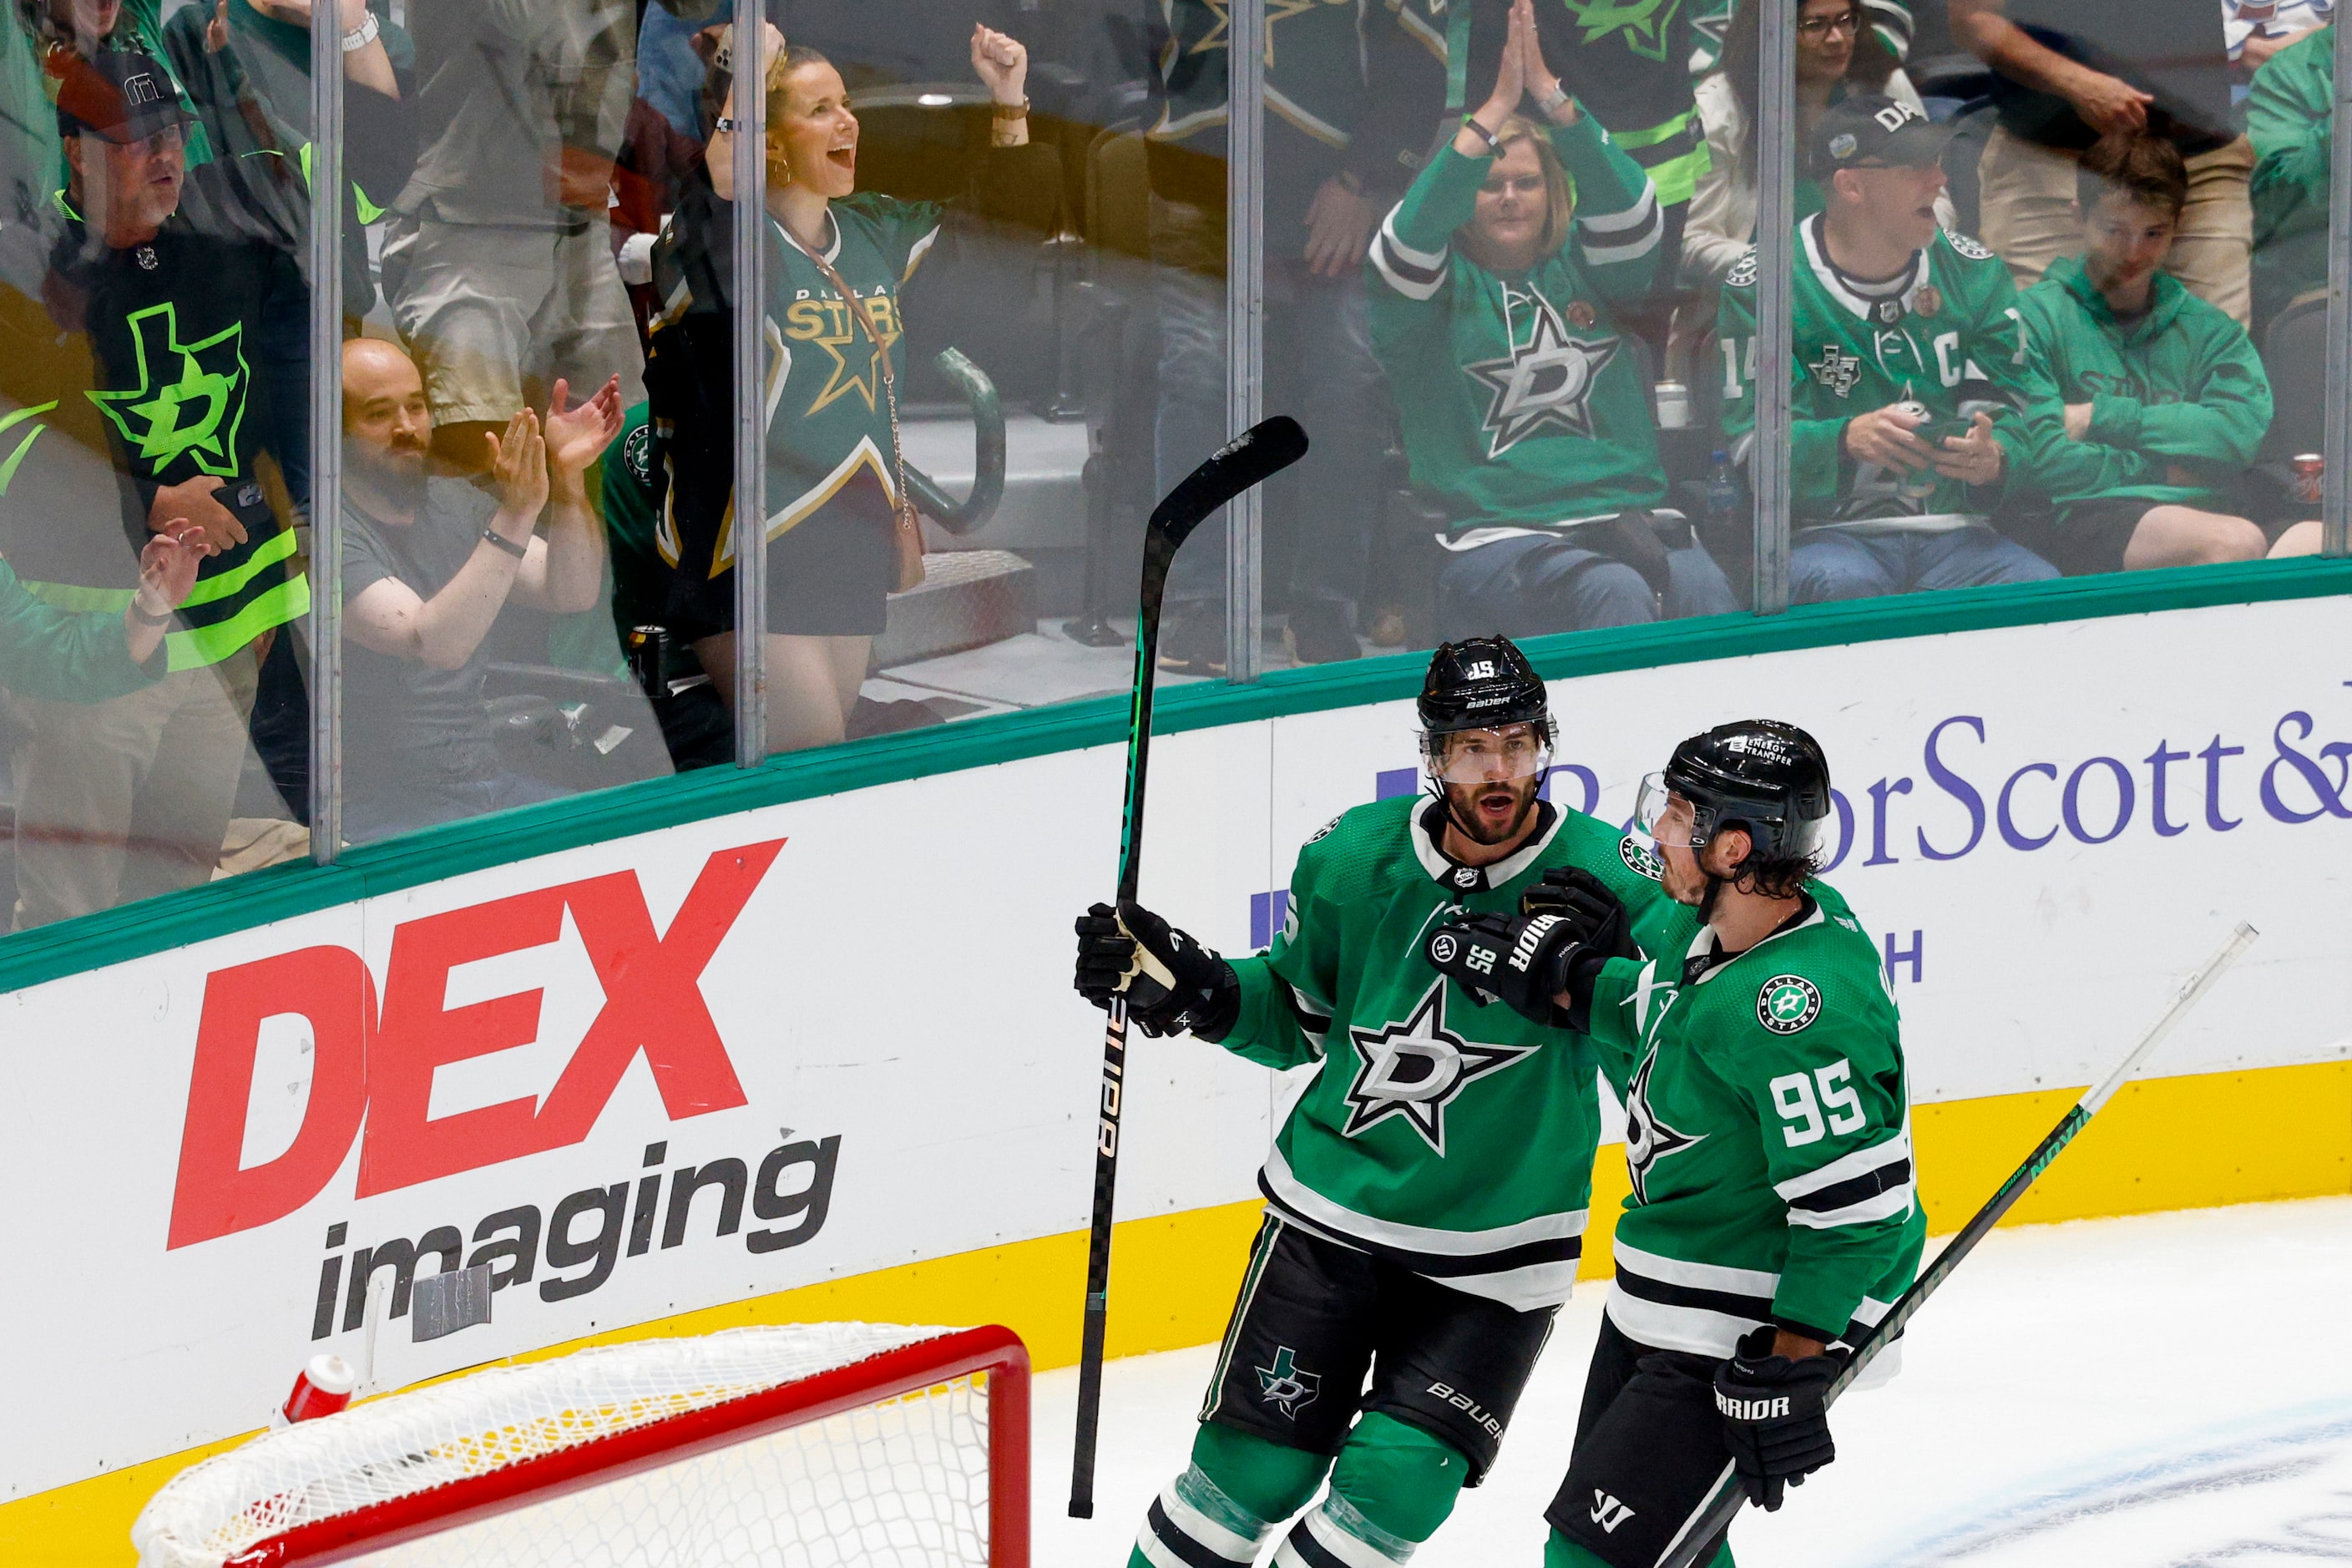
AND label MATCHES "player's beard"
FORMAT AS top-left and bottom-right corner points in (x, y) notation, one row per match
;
(1440, 772), (1541, 847)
